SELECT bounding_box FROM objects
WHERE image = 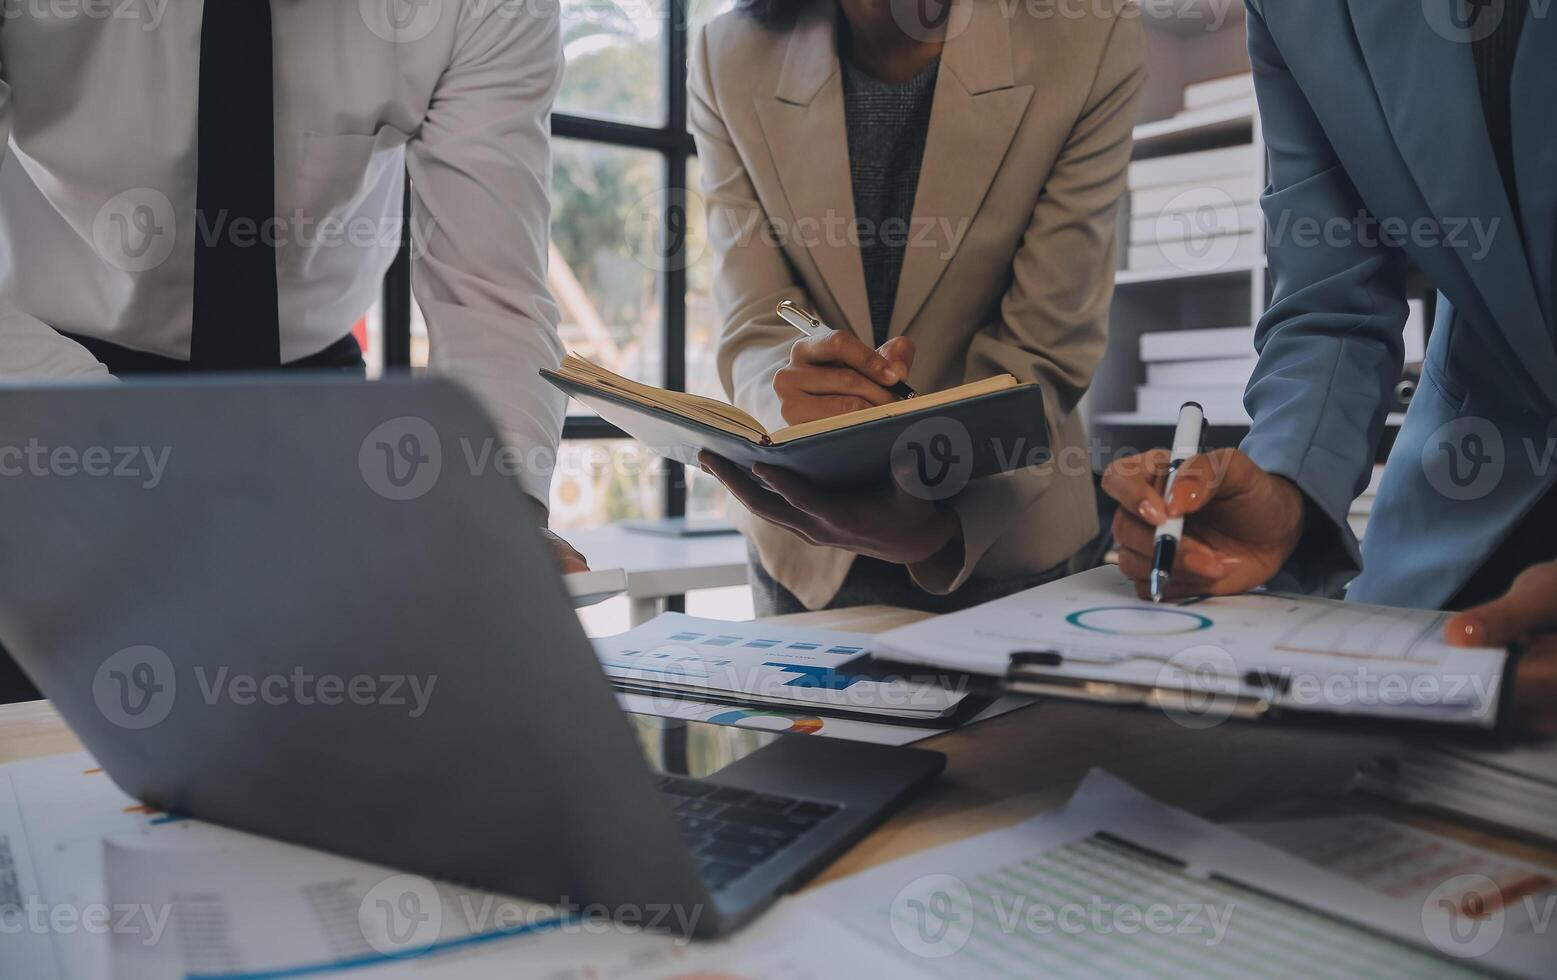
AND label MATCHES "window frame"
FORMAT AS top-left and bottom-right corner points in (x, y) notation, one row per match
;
(382, 0), (697, 519)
